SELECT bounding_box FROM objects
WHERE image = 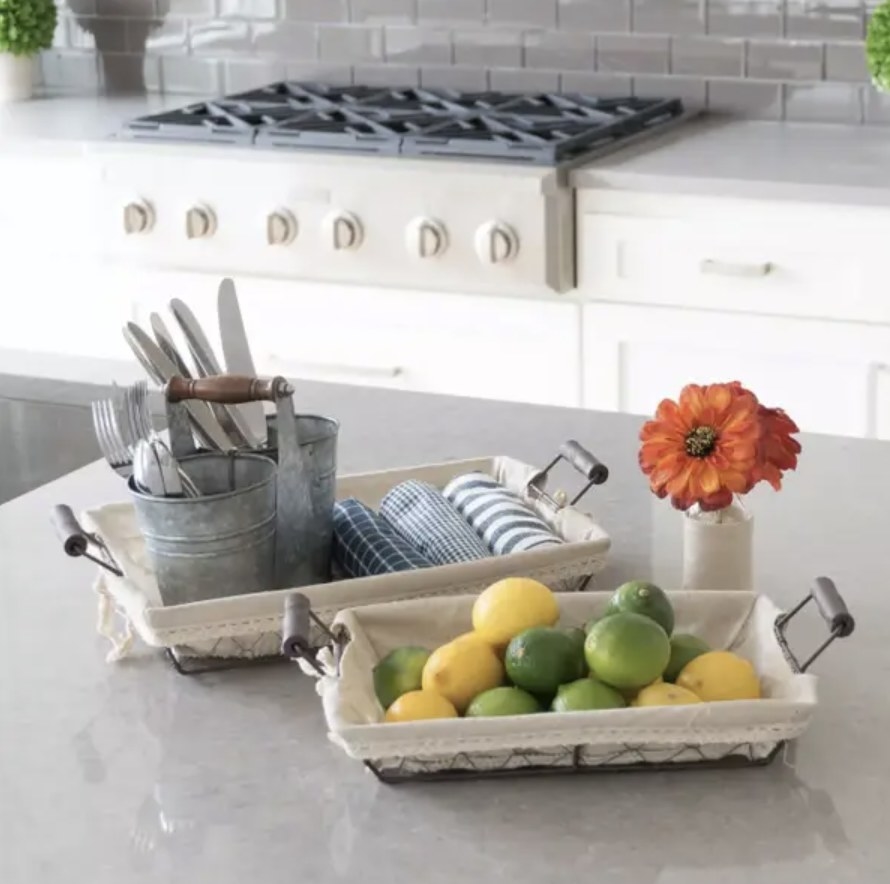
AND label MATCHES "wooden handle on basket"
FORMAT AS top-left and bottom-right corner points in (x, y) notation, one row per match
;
(165, 374), (292, 405)
(561, 440), (609, 485)
(51, 504), (88, 556)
